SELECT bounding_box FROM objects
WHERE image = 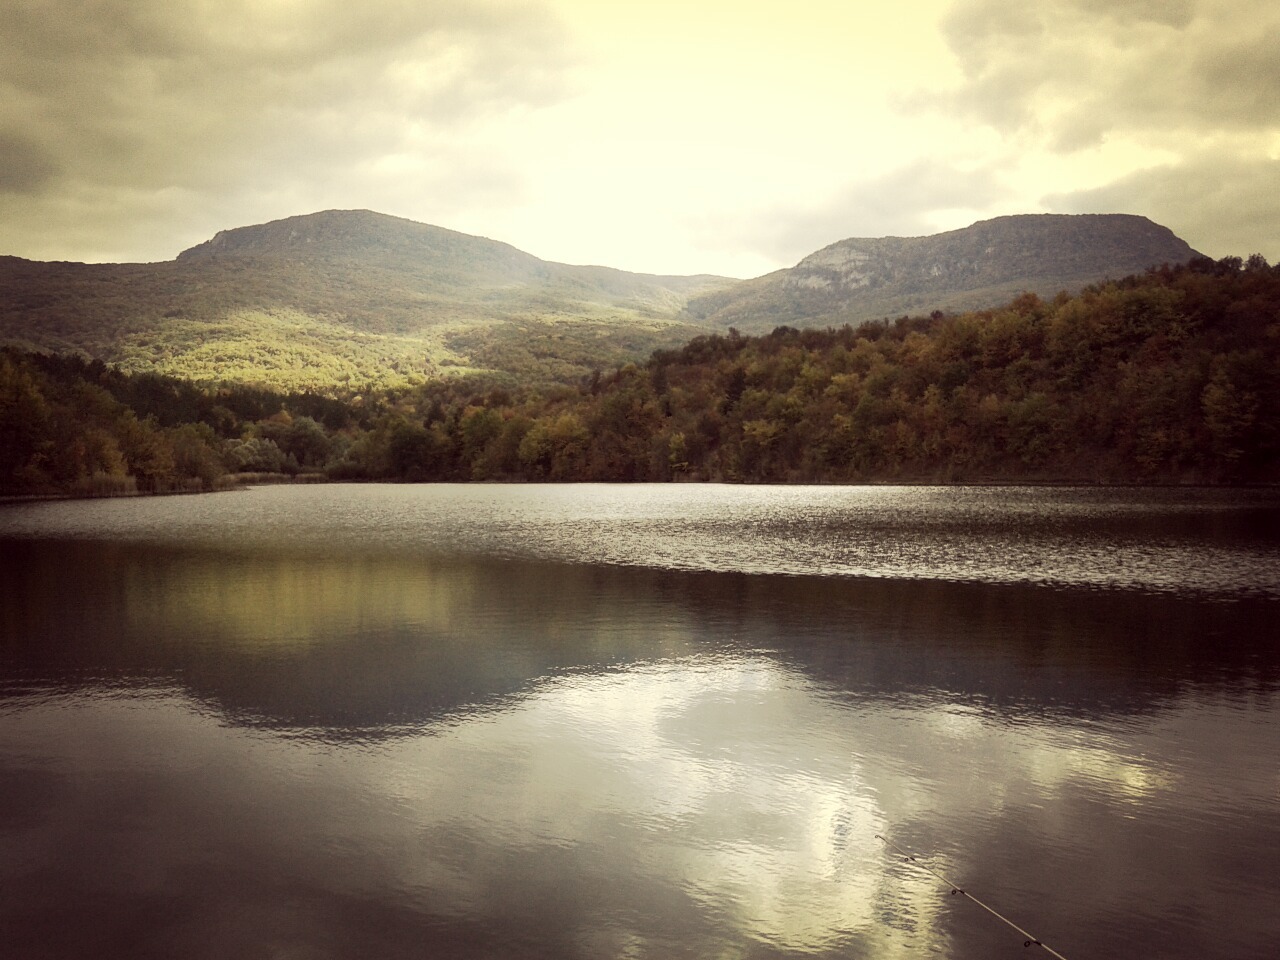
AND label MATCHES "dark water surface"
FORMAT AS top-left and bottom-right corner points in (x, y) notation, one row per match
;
(2, 484), (1278, 959)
